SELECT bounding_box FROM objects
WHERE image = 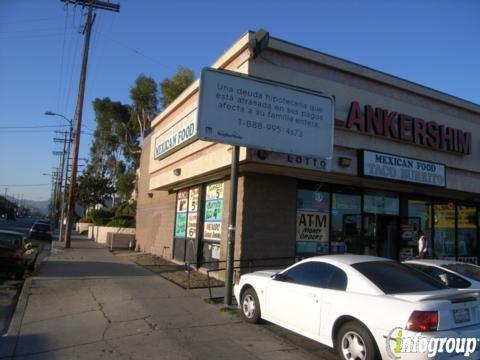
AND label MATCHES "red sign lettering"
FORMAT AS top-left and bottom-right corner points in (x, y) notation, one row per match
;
(339, 101), (471, 155)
